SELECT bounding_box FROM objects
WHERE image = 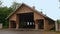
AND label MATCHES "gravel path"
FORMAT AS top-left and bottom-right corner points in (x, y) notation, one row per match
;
(0, 29), (57, 34)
